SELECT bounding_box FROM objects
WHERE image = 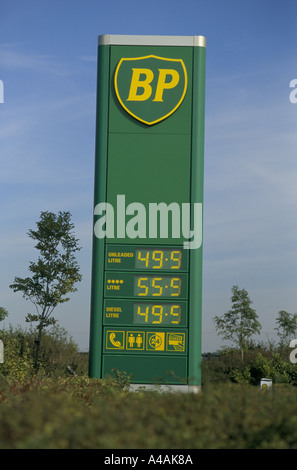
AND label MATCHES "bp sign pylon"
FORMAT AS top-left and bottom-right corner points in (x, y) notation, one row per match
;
(89, 35), (206, 390)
